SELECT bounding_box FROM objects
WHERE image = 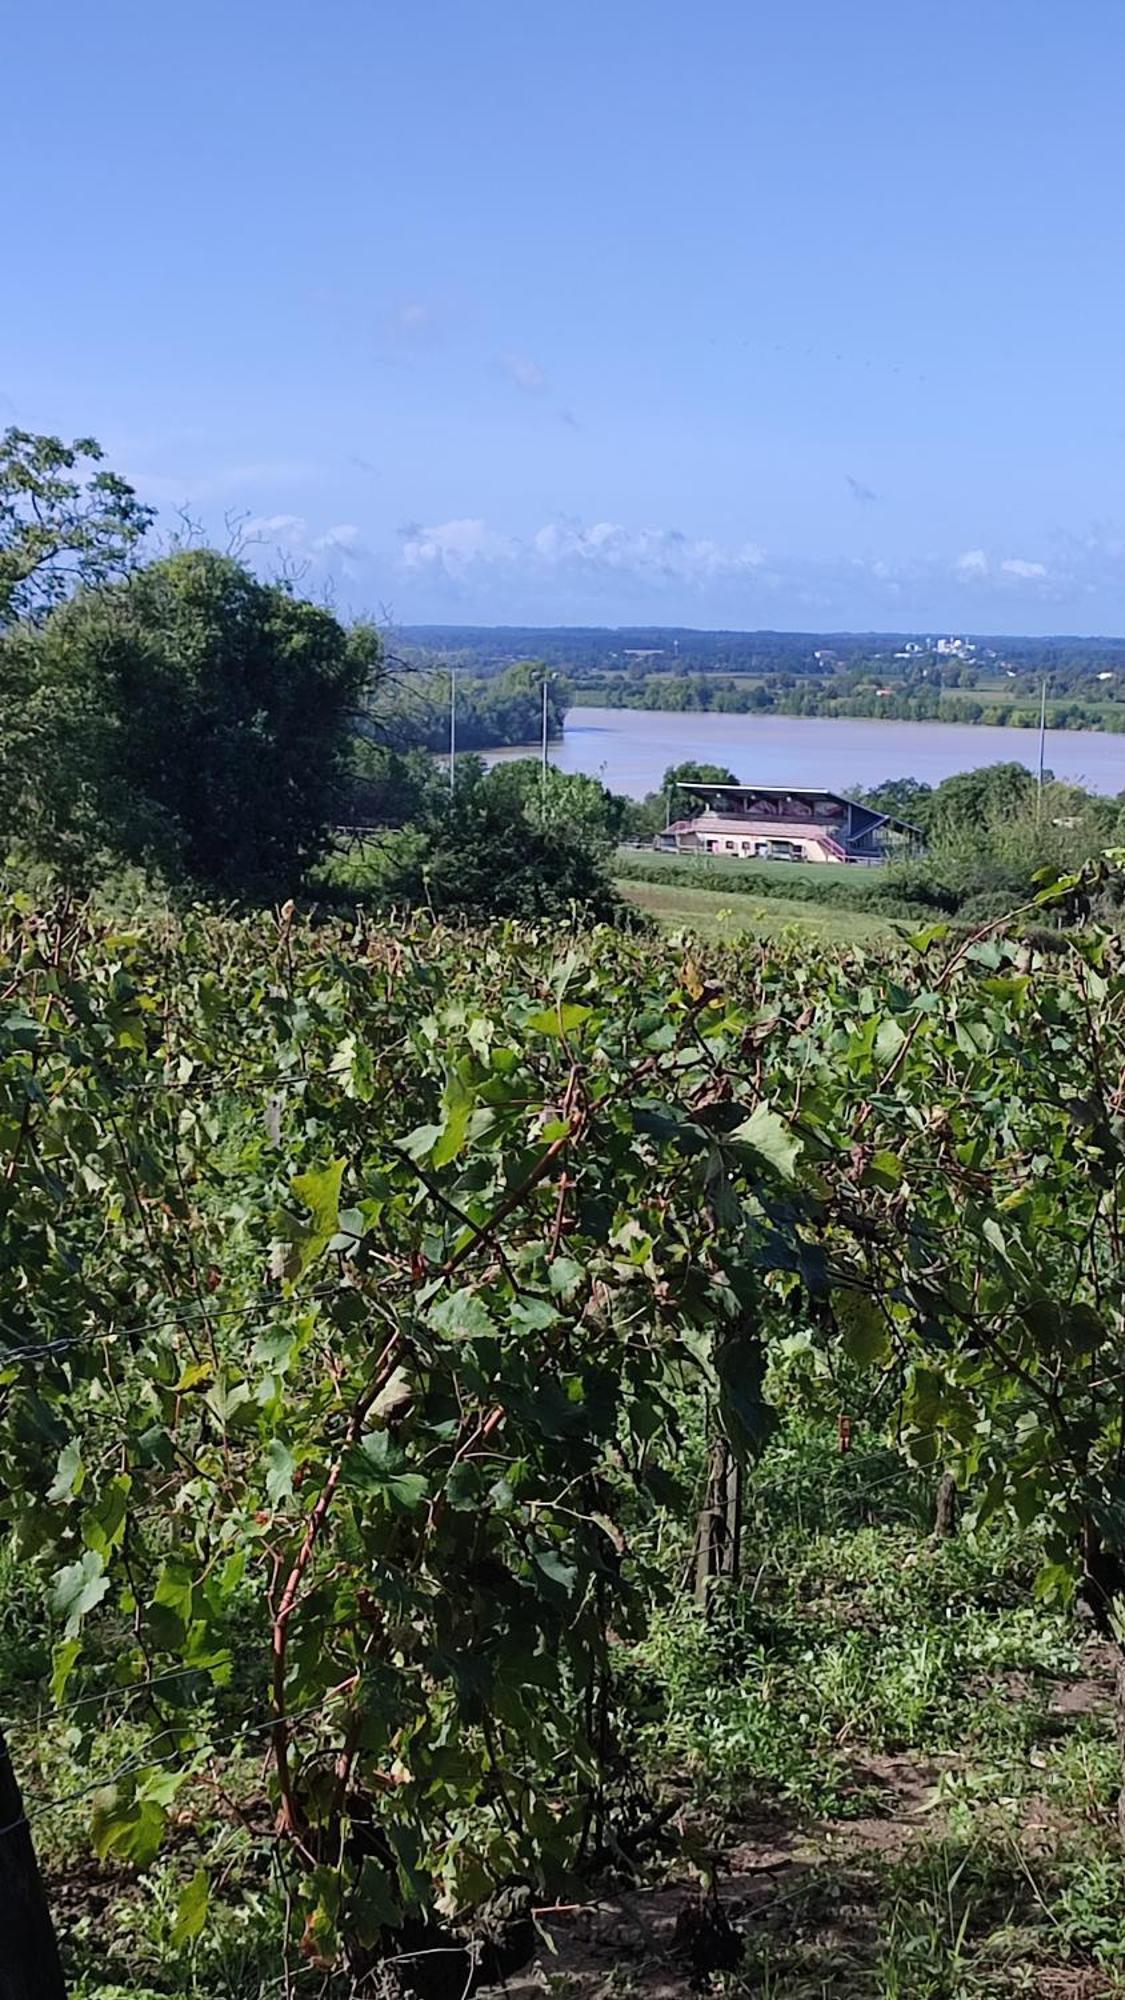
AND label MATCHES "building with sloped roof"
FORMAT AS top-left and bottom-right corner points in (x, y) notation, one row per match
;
(656, 784), (923, 865)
